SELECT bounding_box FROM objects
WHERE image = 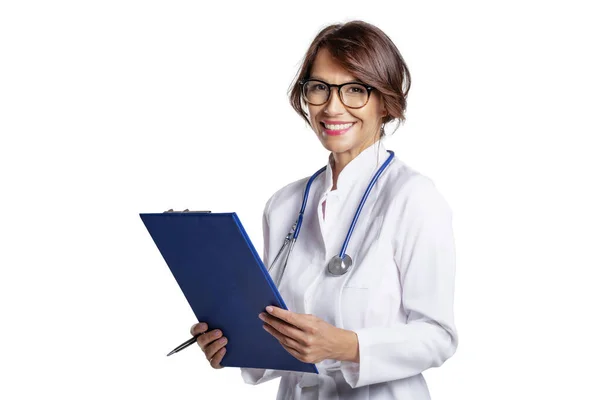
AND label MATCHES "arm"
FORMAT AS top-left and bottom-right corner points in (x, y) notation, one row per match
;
(340, 177), (458, 387)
